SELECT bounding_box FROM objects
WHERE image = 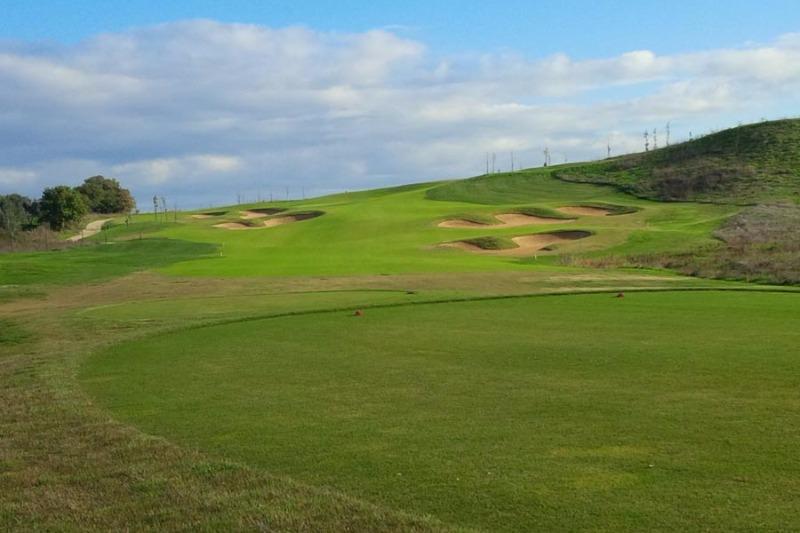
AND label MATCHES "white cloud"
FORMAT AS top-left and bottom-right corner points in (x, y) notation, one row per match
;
(0, 21), (799, 206)
(111, 155), (243, 186)
(0, 168), (37, 187)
